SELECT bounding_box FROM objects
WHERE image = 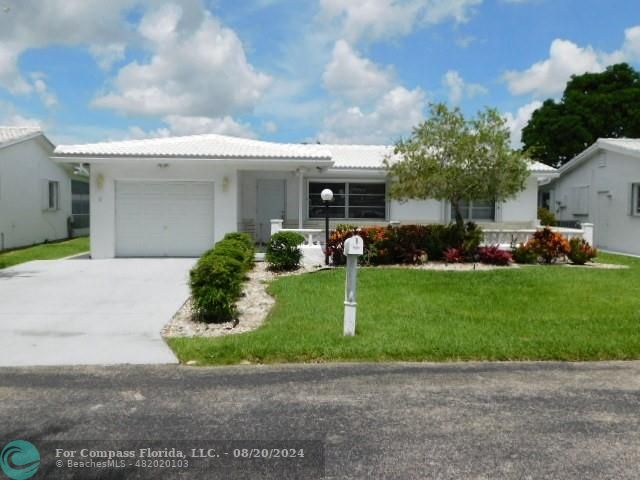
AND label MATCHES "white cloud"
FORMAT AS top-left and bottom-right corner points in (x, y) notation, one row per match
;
(92, 3), (271, 118)
(503, 100), (542, 147)
(89, 44), (126, 71)
(0, 0), (141, 92)
(323, 40), (395, 102)
(262, 121), (278, 134)
(503, 25), (640, 98)
(442, 70), (487, 105)
(129, 115), (256, 139)
(30, 73), (58, 108)
(0, 100), (43, 127)
(317, 86), (425, 144)
(319, 0), (482, 43)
